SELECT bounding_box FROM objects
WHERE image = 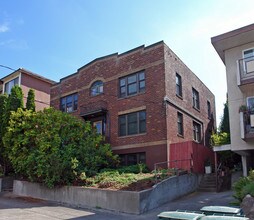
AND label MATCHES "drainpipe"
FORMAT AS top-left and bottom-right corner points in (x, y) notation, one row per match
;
(164, 96), (170, 165)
